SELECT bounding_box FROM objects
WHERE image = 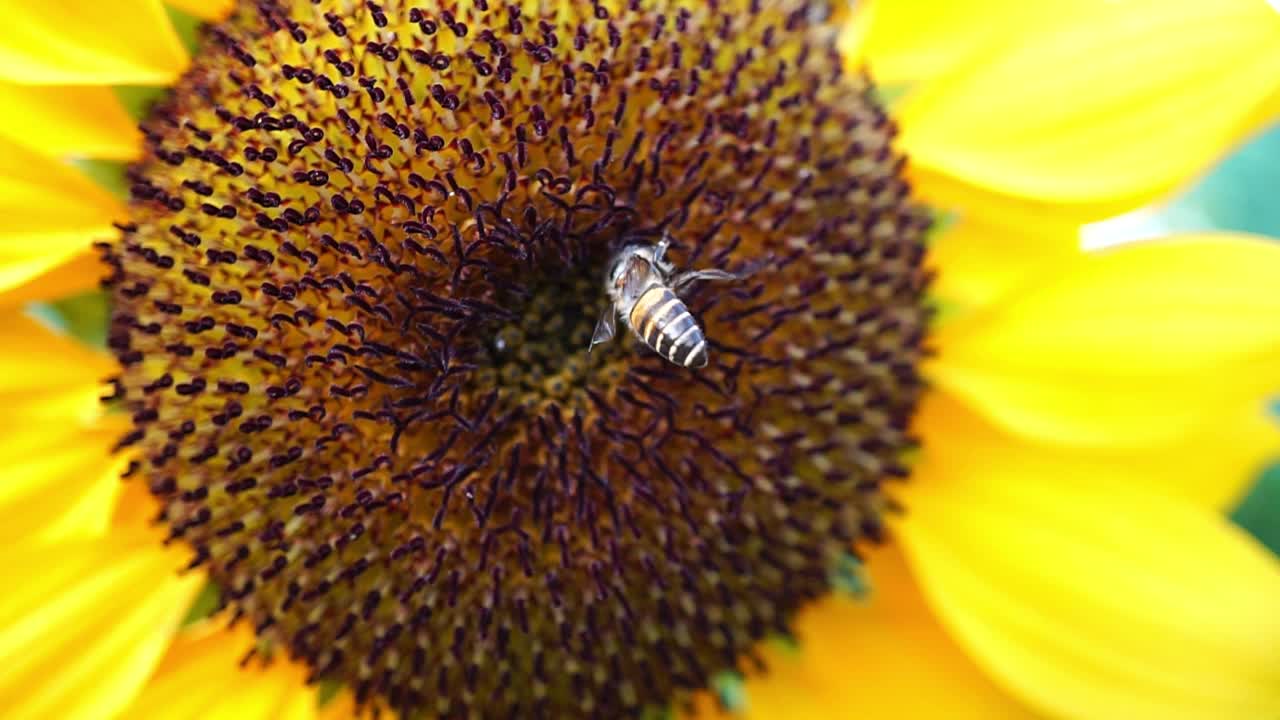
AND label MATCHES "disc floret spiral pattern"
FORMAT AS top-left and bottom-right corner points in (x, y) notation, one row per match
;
(102, 0), (932, 716)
